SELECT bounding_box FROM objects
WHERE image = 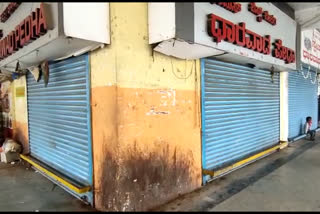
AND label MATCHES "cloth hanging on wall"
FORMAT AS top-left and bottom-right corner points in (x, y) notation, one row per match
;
(28, 66), (41, 82)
